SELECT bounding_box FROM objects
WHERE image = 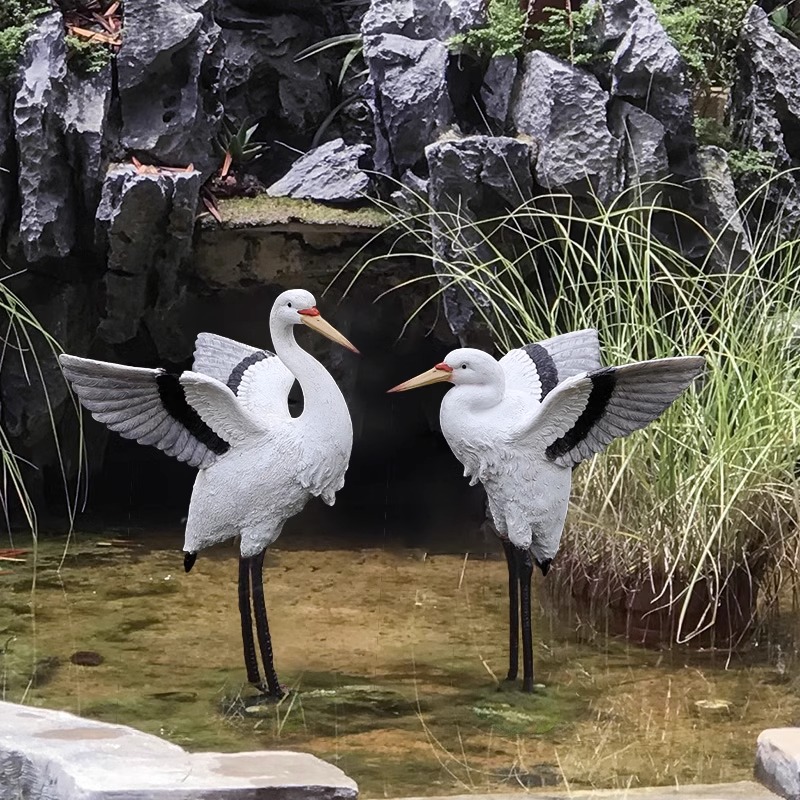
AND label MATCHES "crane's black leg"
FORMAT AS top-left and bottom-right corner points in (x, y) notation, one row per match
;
(238, 555), (262, 687)
(518, 548), (535, 693)
(250, 550), (285, 699)
(502, 540), (519, 682)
